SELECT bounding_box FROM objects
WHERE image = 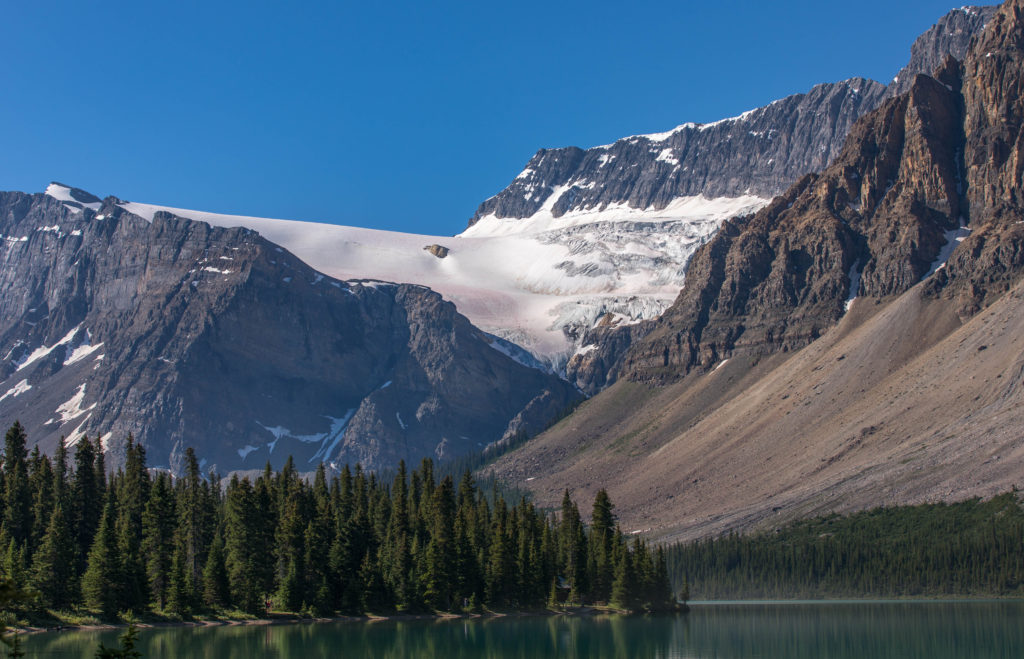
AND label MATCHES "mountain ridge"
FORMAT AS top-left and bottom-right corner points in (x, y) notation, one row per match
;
(0, 191), (579, 473)
(489, 0), (1024, 540)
